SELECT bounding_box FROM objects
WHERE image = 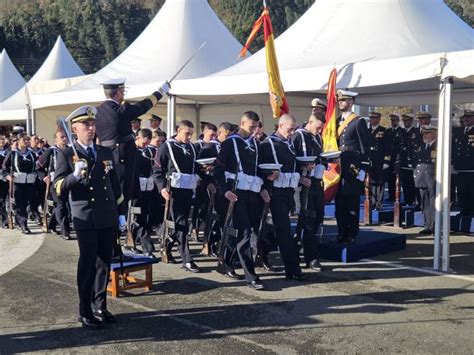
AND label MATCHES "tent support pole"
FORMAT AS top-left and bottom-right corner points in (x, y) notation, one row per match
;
(441, 77), (453, 272)
(433, 82), (445, 270)
(166, 95), (176, 138)
(195, 102), (201, 137)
